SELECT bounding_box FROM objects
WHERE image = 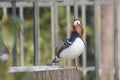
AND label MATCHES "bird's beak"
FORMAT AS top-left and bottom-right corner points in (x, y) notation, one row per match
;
(71, 23), (74, 27)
